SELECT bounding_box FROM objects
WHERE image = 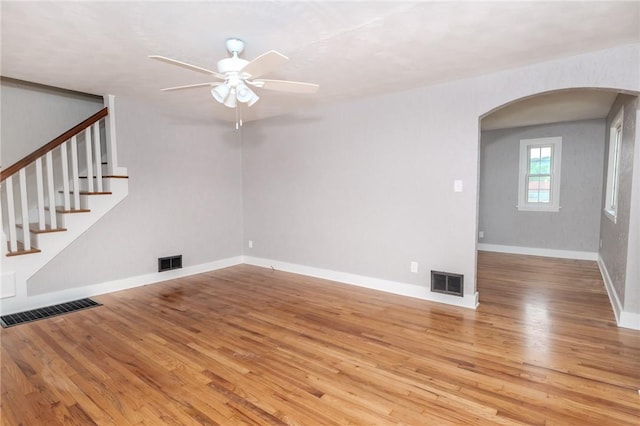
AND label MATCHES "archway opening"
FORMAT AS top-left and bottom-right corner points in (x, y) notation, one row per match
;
(475, 87), (639, 327)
